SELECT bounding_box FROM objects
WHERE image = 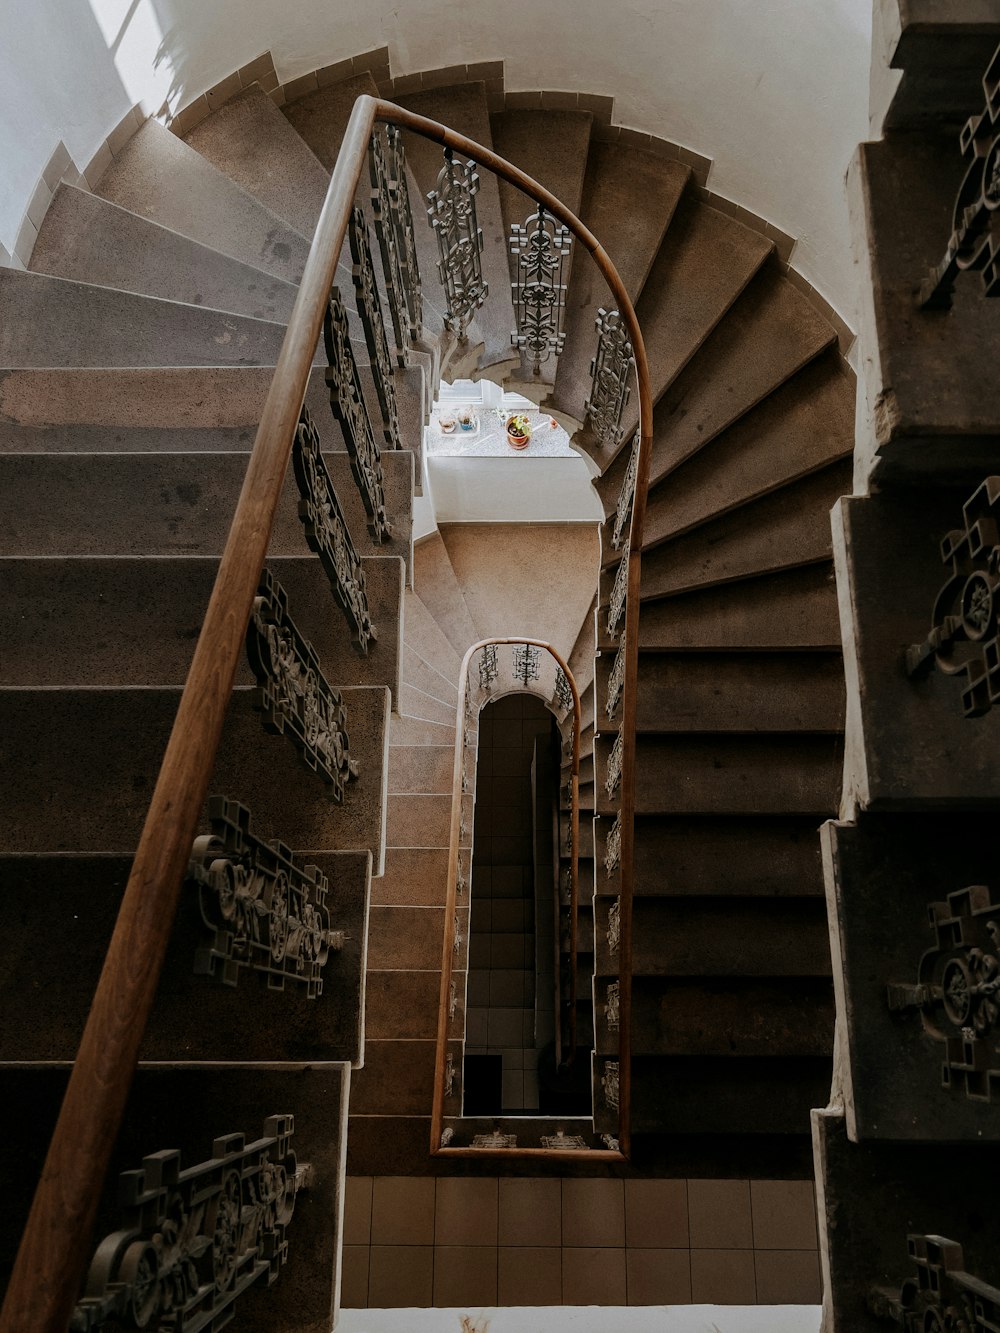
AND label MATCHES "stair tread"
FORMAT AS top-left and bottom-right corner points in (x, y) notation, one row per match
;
(398, 680), (457, 728)
(96, 118), (312, 285)
(283, 72), (380, 170)
(394, 83), (519, 378)
(402, 641), (459, 706)
(0, 685), (389, 864)
(550, 143), (689, 426)
(29, 184), (299, 323)
(185, 84), (331, 238)
(388, 743), (454, 794)
(403, 587), (463, 684)
(412, 531), (480, 657)
(637, 355), (854, 546)
(1, 554), (403, 701)
(633, 814), (826, 897)
(0, 268), (288, 369)
(390, 713), (455, 745)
